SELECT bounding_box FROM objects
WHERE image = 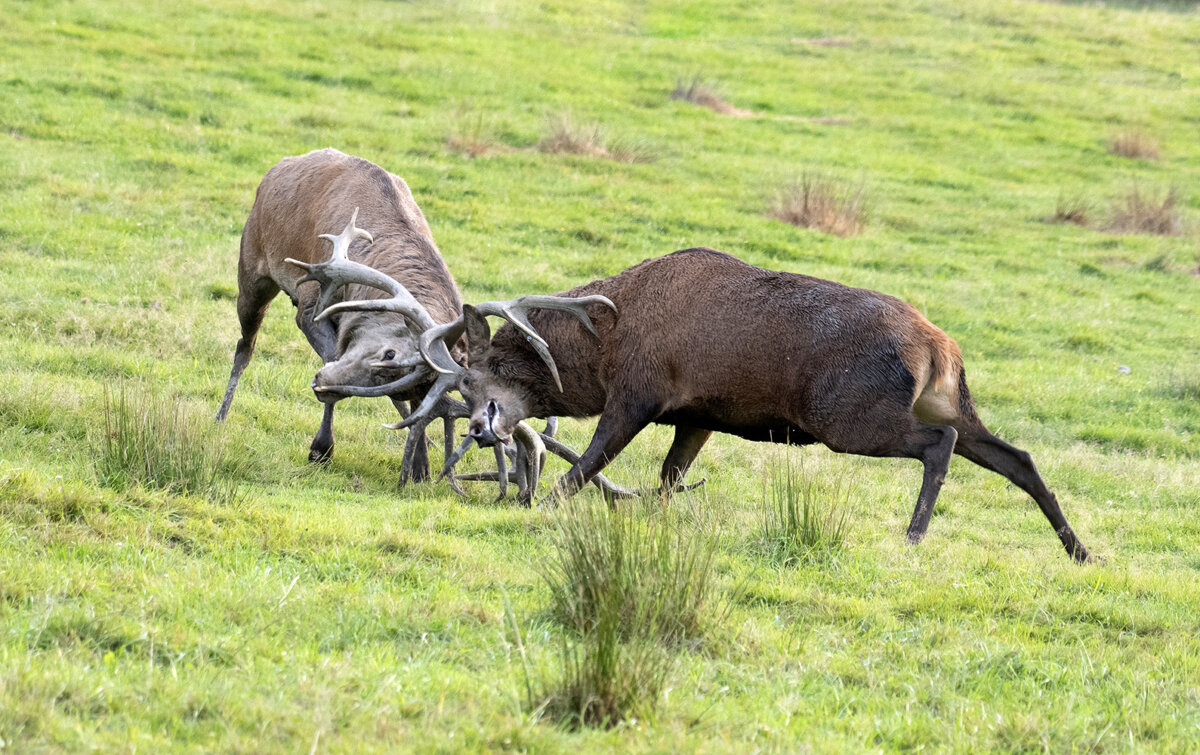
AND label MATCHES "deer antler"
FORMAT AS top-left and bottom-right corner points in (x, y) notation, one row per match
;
(473, 294), (615, 391)
(373, 292), (614, 432)
(286, 208), (439, 334)
(283, 208), (378, 317)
